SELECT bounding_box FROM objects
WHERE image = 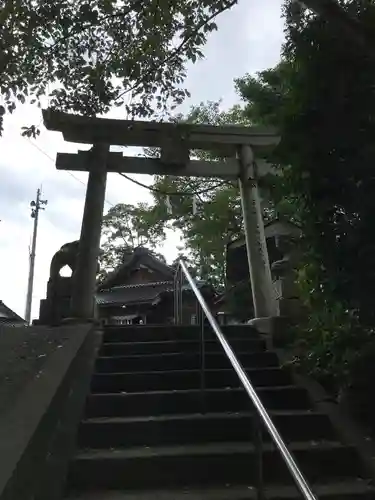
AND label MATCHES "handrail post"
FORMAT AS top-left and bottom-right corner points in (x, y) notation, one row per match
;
(199, 305), (206, 414)
(254, 413), (265, 500)
(179, 267), (183, 324)
(174, 271), (178, 324)
(174, 266), (183, 325)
